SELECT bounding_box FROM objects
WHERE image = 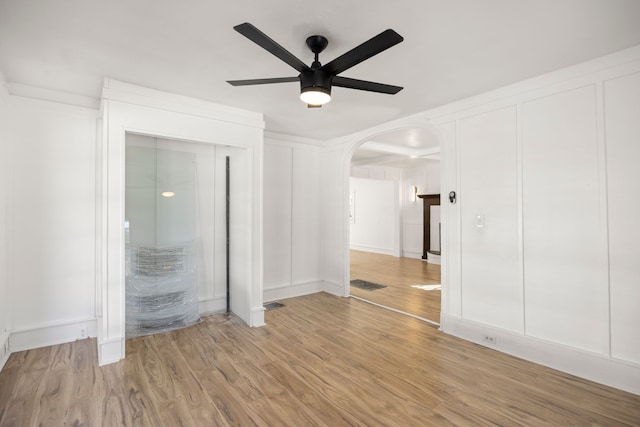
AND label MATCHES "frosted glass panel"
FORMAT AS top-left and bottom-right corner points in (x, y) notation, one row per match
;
(125, 135), (215, 338)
